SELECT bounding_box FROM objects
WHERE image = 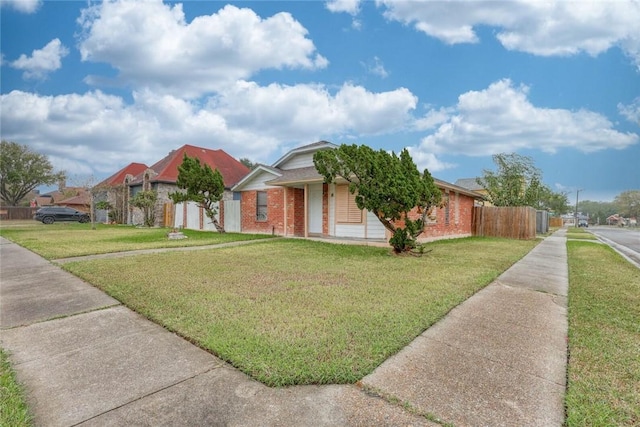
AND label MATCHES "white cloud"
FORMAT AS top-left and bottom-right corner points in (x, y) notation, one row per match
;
(407, 79), (639, 170)
(0, 0), (41, 13)
(326, 0), (361, 15)
(618, 98), (640, 125)
(0, 81), (417, 175)
(378, 0), (640, 68)
(77, 1), (328, 97)
(10, 39), (69, 80)
(214, 81), (417, 140)
(362, 56), (389, 78)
